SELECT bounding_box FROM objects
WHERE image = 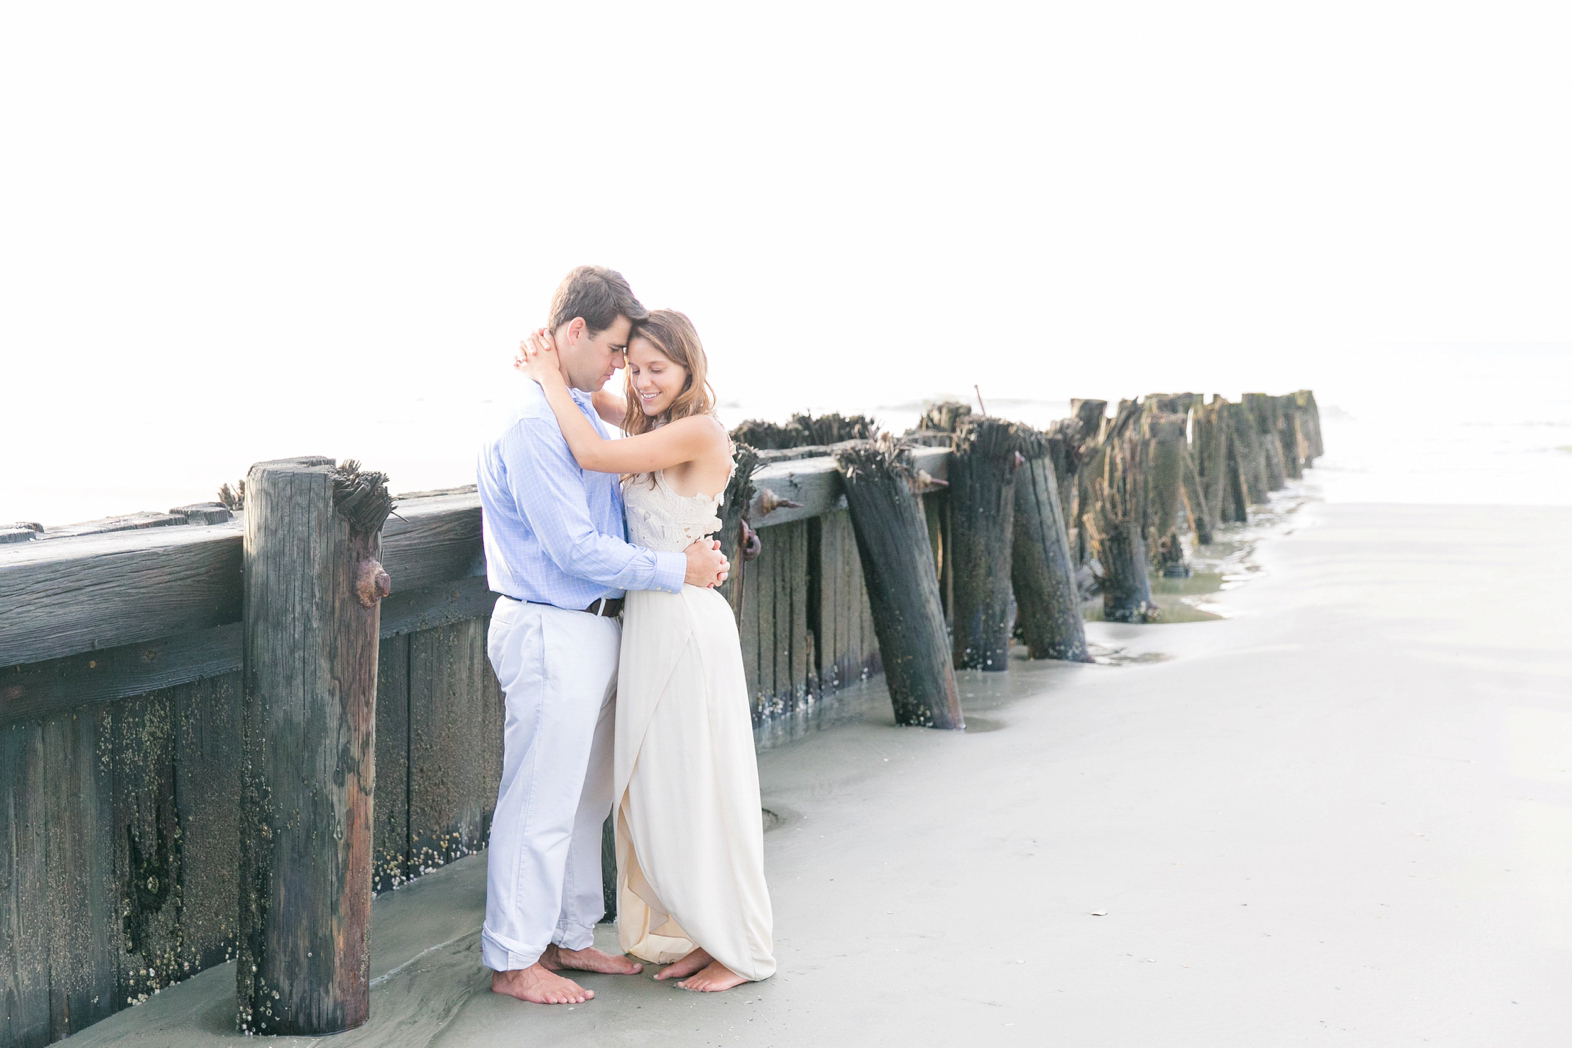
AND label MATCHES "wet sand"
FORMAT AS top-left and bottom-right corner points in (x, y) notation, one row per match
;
(68, 499), (1572, 1046)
